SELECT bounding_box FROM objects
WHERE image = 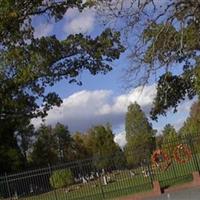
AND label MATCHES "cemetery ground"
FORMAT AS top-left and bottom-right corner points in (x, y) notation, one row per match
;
(17, 157), (199, 200)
